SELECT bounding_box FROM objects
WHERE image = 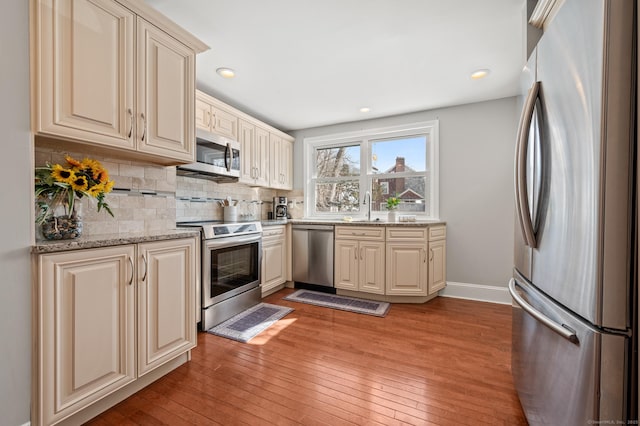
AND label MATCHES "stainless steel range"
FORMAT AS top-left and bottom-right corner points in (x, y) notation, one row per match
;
(177, 221), (262, 330)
